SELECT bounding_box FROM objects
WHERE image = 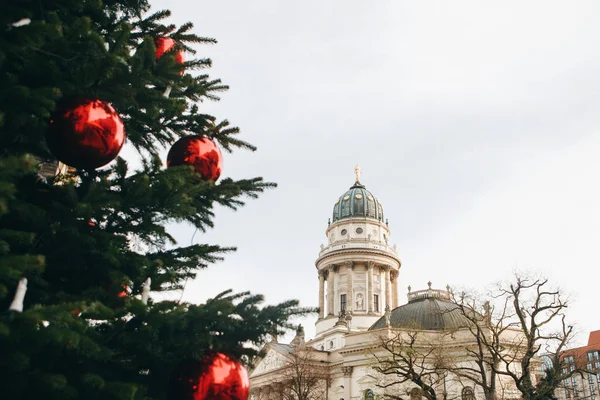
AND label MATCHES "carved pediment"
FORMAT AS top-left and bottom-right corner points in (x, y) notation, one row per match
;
(331, 384), (345, 394)
(250, 348), (291, 377)
(357, 374), (377, 385)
